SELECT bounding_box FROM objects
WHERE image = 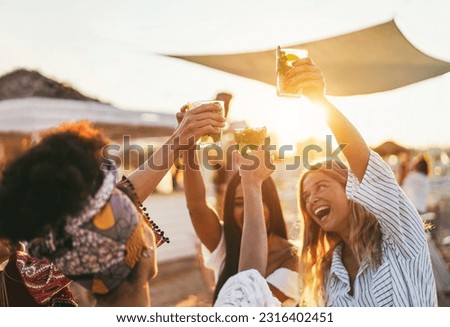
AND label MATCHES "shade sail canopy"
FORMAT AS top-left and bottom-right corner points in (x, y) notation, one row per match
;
(174, 21), (450, 96)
